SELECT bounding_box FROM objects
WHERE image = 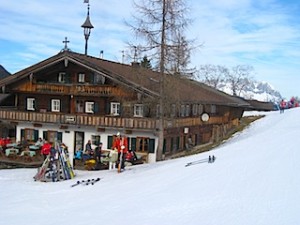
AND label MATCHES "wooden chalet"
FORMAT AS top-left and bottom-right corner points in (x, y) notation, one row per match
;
(0, 49), (250, 164)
